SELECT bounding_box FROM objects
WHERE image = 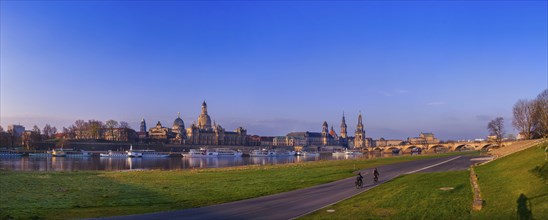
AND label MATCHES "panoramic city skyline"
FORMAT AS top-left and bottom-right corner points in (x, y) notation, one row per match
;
(1, 1), (547, 140)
